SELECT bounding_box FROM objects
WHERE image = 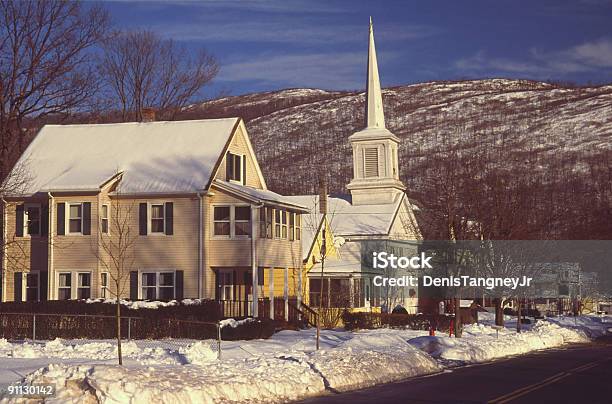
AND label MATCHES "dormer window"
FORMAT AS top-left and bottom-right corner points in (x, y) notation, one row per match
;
(363, 147), (379, 178)
(226, 152), (246, 184)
